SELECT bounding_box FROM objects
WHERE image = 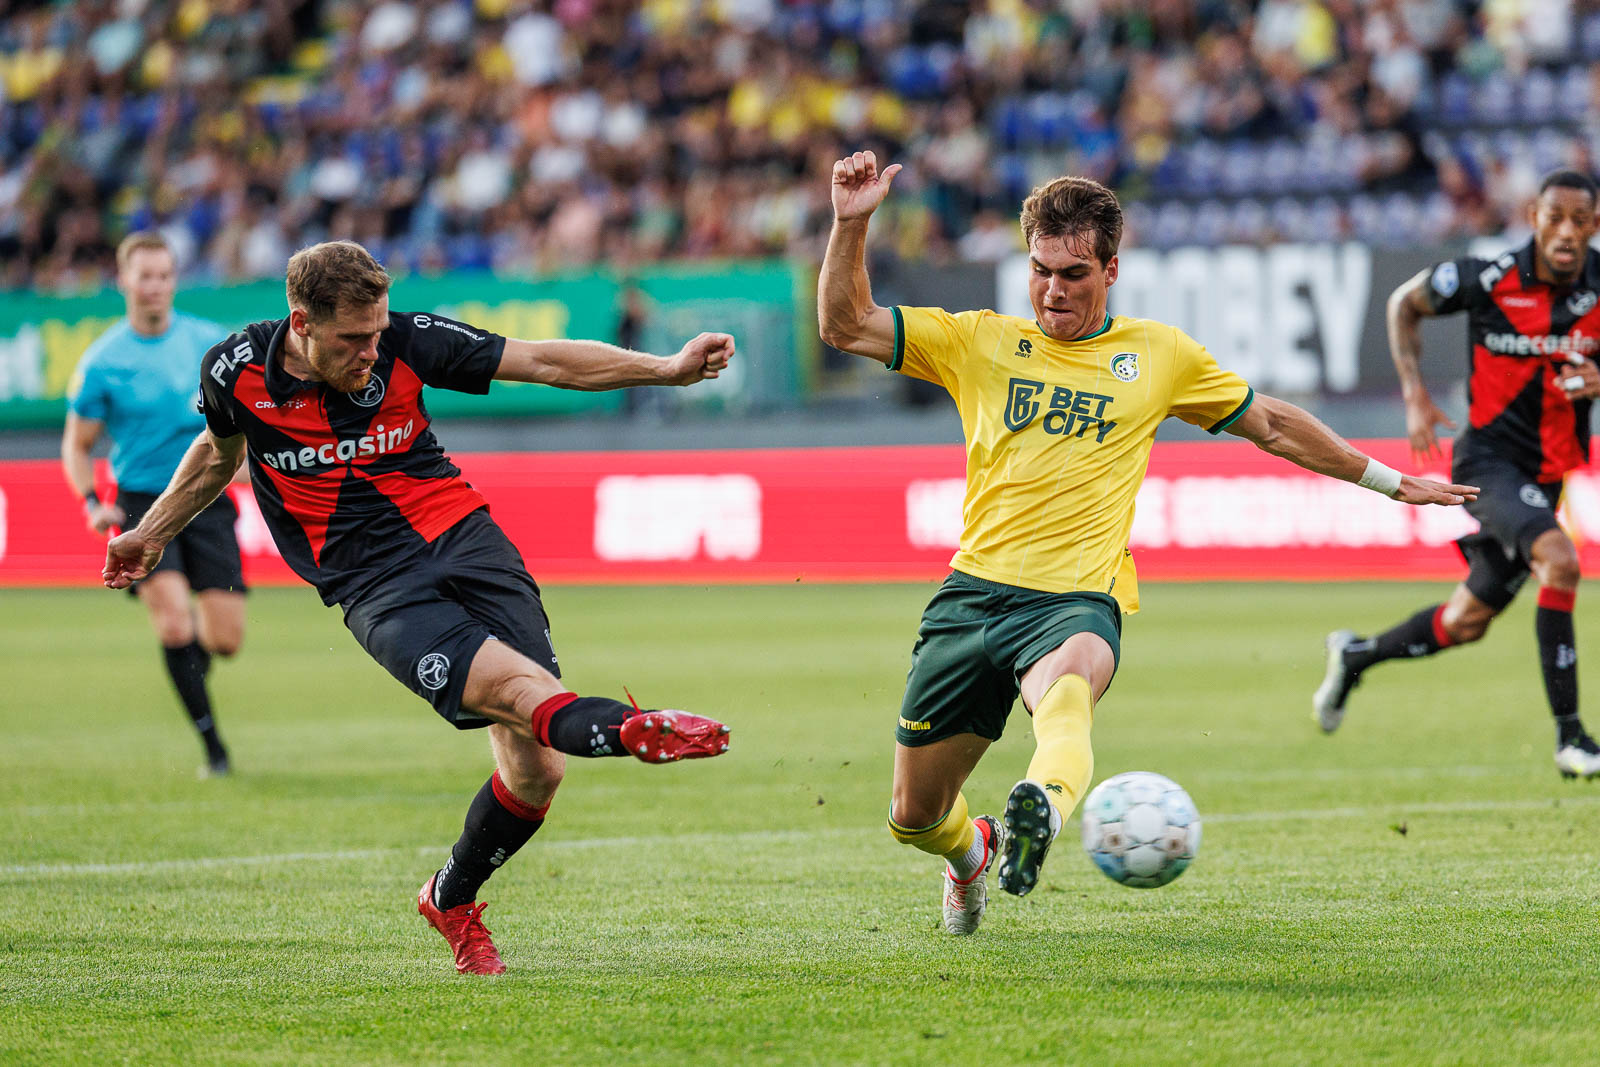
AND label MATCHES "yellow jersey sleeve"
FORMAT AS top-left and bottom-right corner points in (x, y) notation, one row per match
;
(1167, 327), (1254, 433)
(890, 306), (984, 392)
